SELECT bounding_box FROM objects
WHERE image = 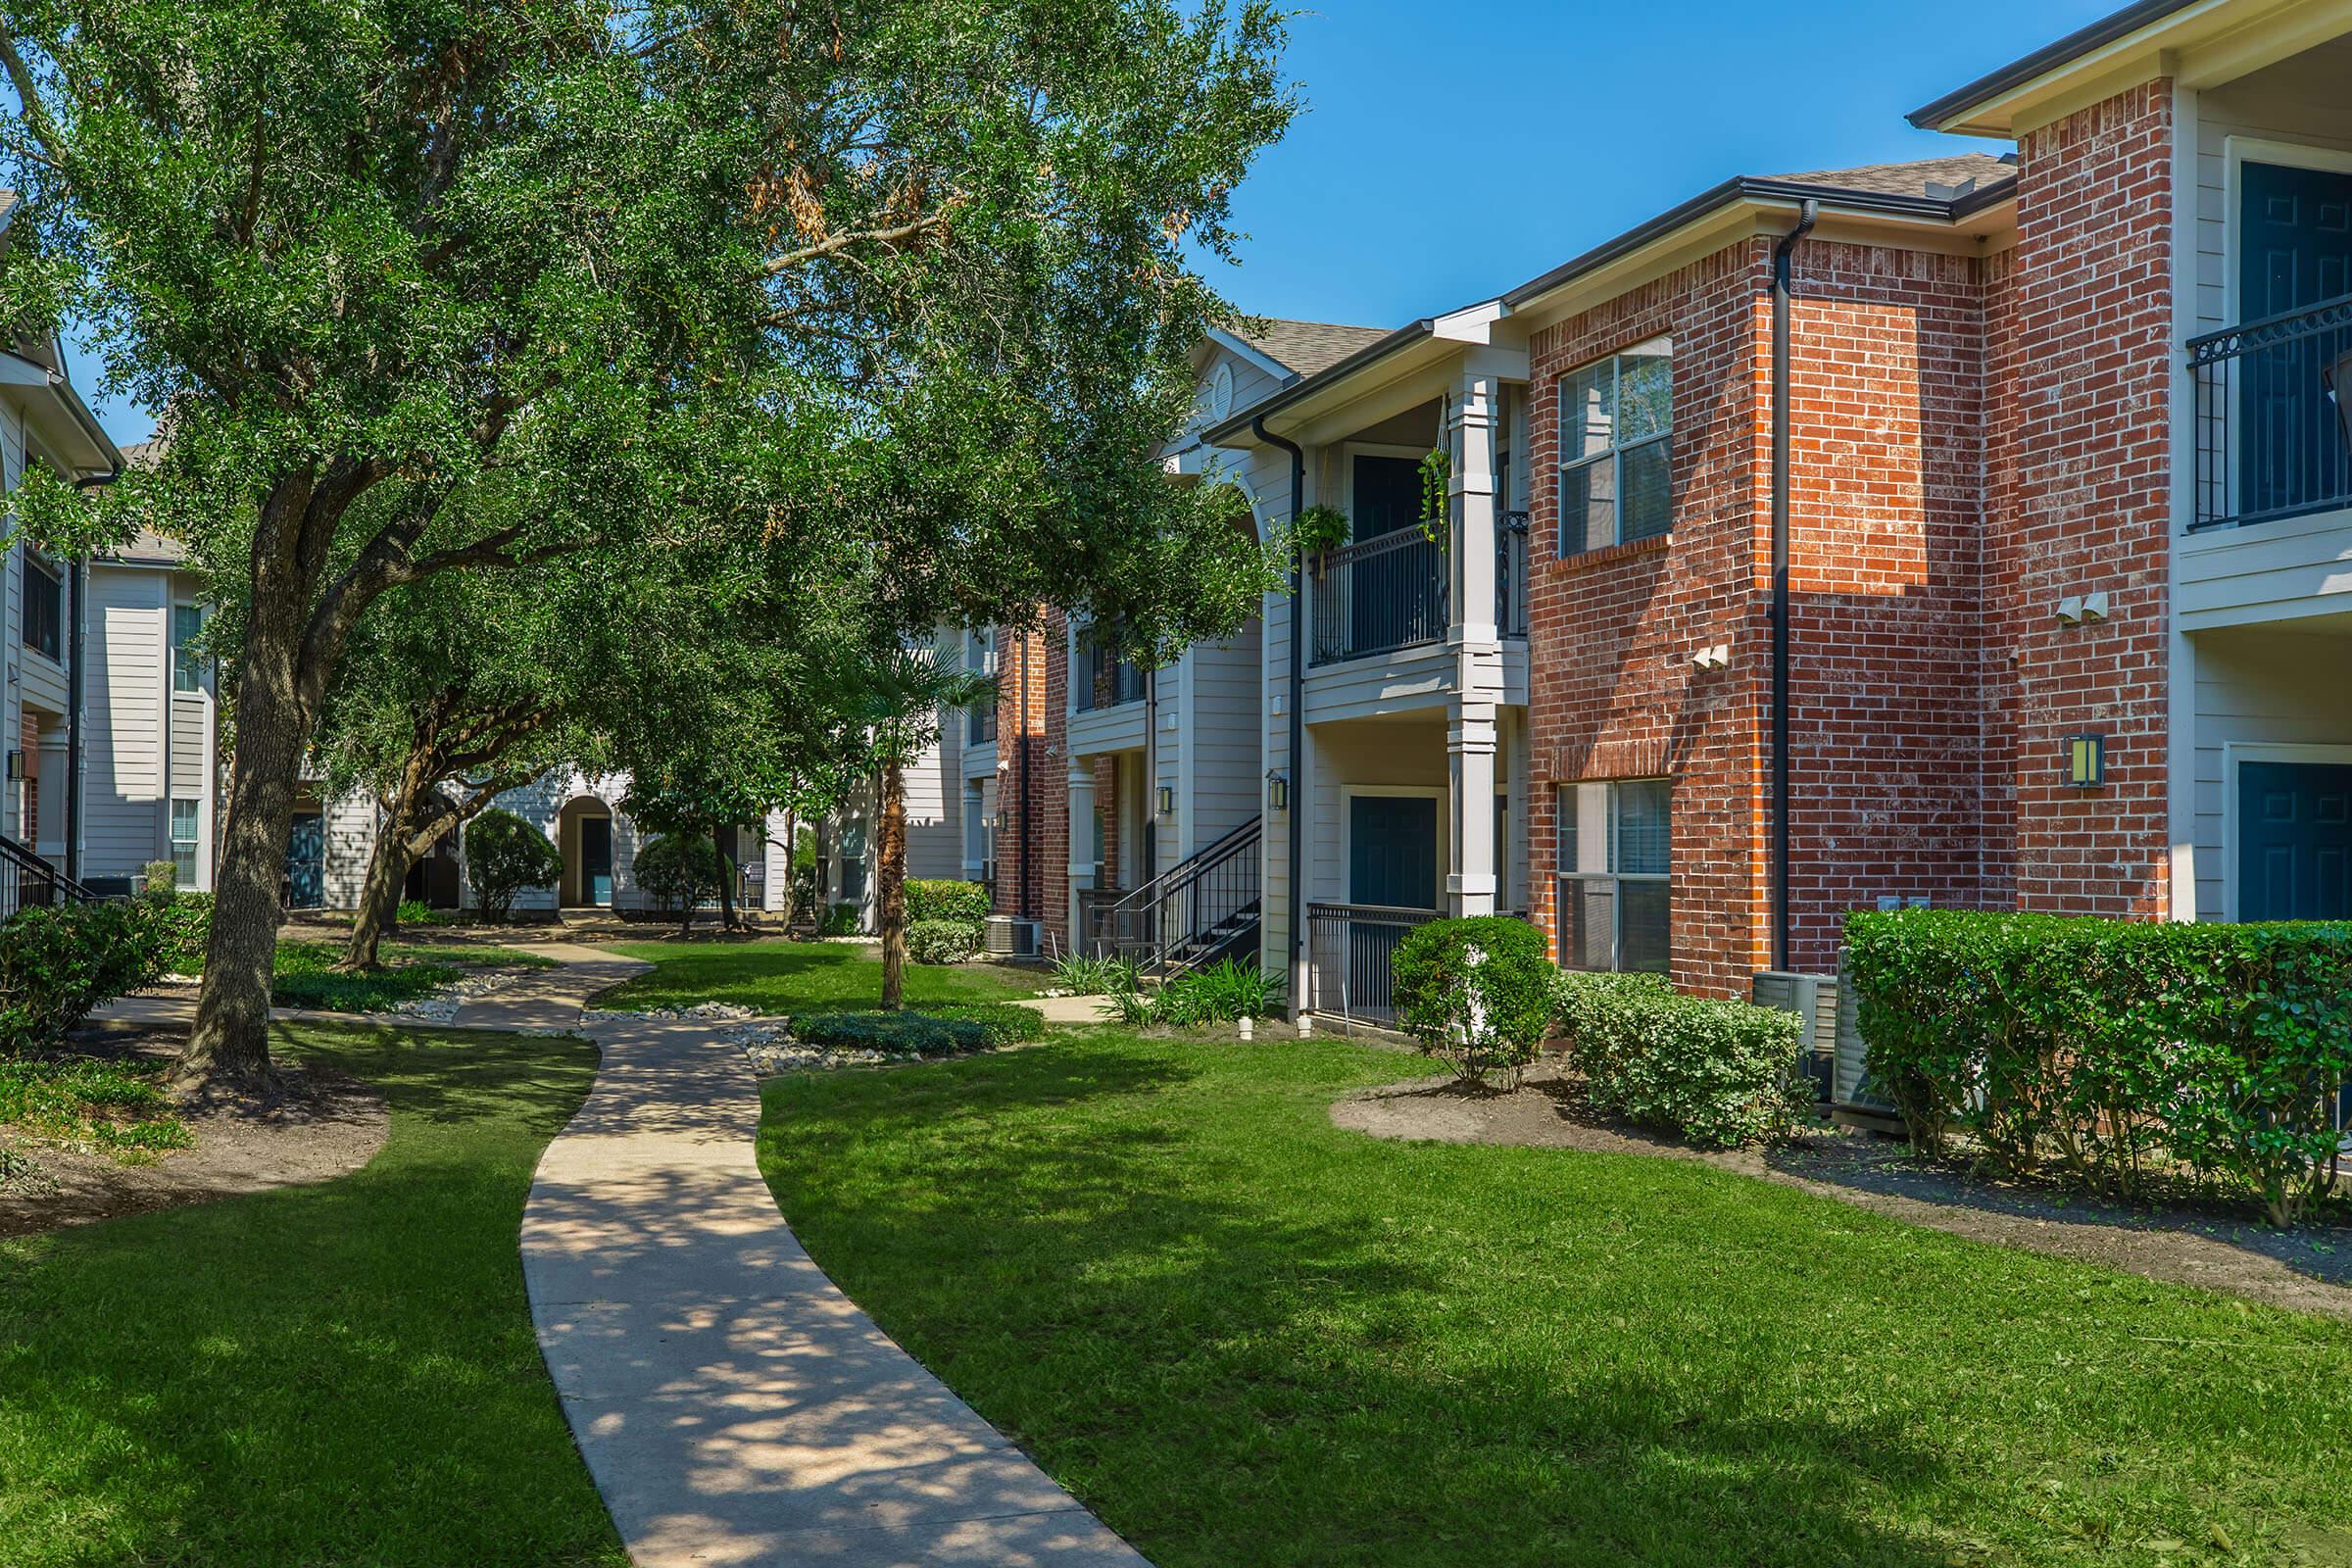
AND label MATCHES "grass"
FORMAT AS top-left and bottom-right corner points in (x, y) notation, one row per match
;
(0, 1055), (191, 1158)
(261, 941), (555, 1014)
(0, 1022), (627, 1567)
(757, 1032), (2352, 1568)
(598, 936), (1048, 1014)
